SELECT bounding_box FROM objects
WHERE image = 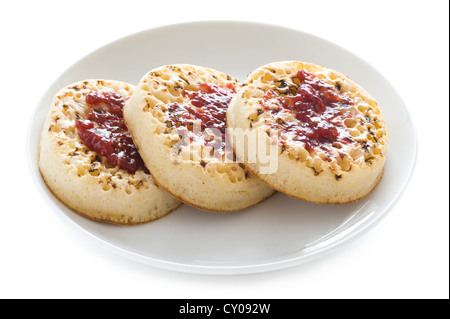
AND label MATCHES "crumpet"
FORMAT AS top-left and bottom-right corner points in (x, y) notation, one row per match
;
(39, 80), (181, 225)
(123, 65), (275, 212)
(227, 61), (388, 204)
